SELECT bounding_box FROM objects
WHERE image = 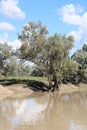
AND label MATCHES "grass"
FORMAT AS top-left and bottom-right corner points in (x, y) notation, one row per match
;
(0, 76), (49, 91)
(2, 76), (47, 83)
(0, 76), (47, 82)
